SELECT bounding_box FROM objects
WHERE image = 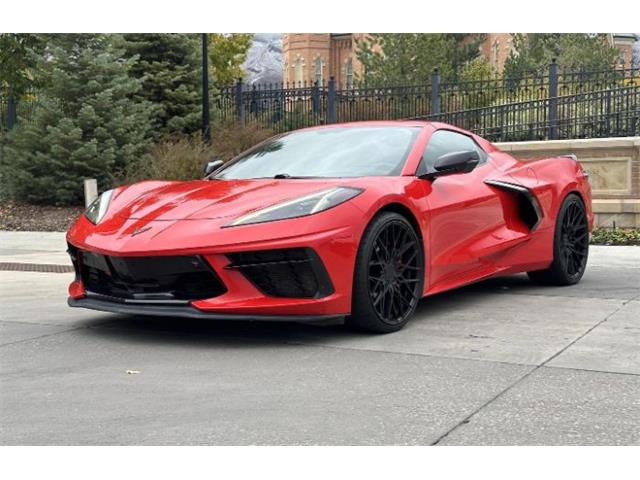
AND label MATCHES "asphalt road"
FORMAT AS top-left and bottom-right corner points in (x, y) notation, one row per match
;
(0, 232), (638, 445)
